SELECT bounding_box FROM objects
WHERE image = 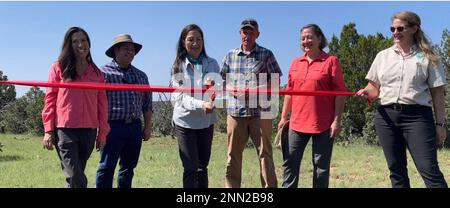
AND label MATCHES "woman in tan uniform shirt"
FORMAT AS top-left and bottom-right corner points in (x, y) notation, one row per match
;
(357, 11), (447, 188)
